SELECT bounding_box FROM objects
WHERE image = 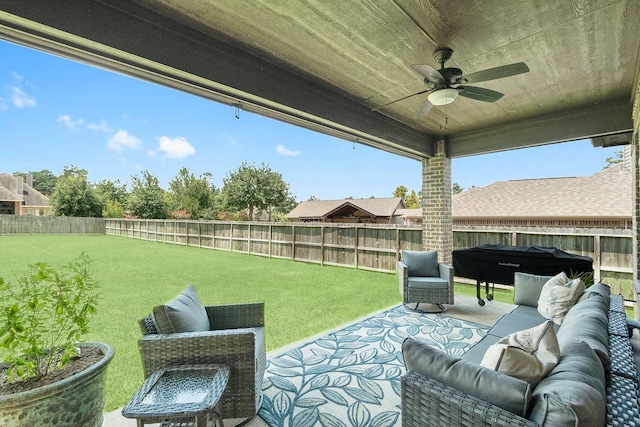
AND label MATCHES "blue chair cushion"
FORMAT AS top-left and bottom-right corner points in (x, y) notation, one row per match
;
(408, 276), (449, 289)
(402, 250), (439, 277)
